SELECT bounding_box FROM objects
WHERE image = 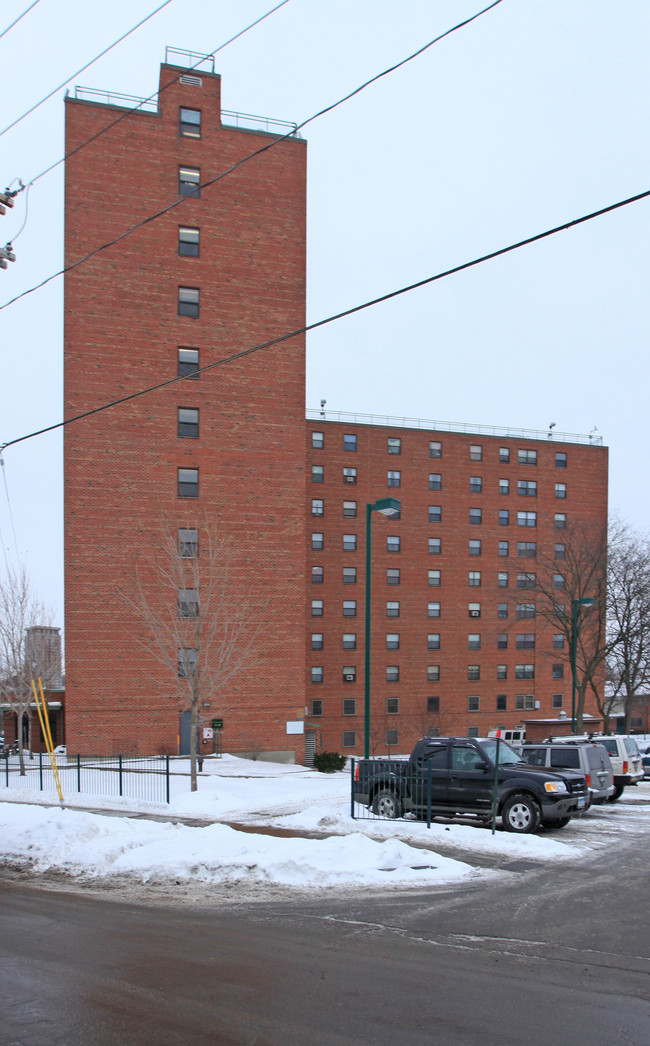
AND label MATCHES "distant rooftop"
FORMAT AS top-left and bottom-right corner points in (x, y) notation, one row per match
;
(306, 409), (604, 447)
